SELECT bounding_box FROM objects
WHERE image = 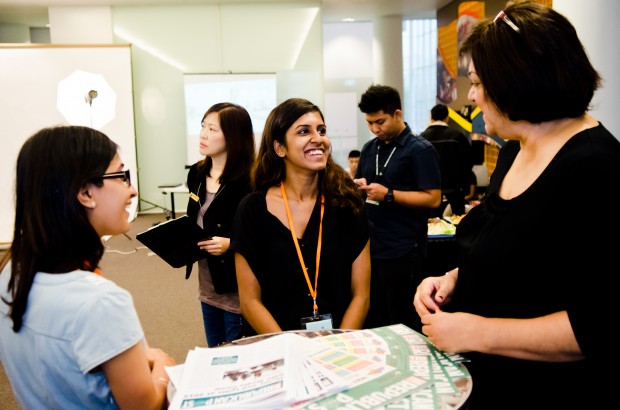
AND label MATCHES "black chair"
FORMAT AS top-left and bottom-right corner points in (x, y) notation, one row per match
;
(432, 140), (461, 192)
(431, 139), (466, 216)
